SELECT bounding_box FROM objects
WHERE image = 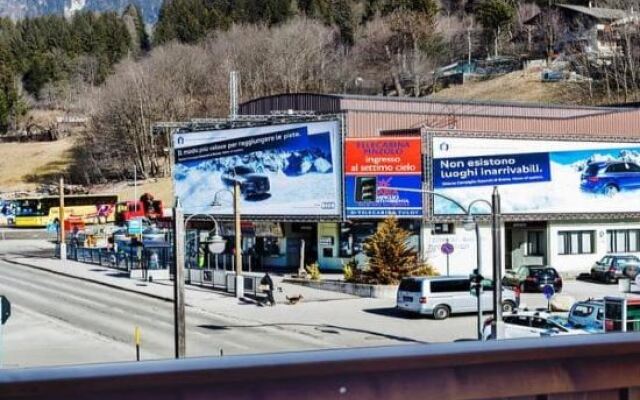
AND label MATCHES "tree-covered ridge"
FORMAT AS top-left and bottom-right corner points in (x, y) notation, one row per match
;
(0, 5), (150, 132)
